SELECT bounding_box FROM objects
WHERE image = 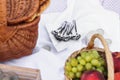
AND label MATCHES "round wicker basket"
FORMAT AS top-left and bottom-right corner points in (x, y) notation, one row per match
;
(64, 34), (114, 80)
(0, 0), (50, 62)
